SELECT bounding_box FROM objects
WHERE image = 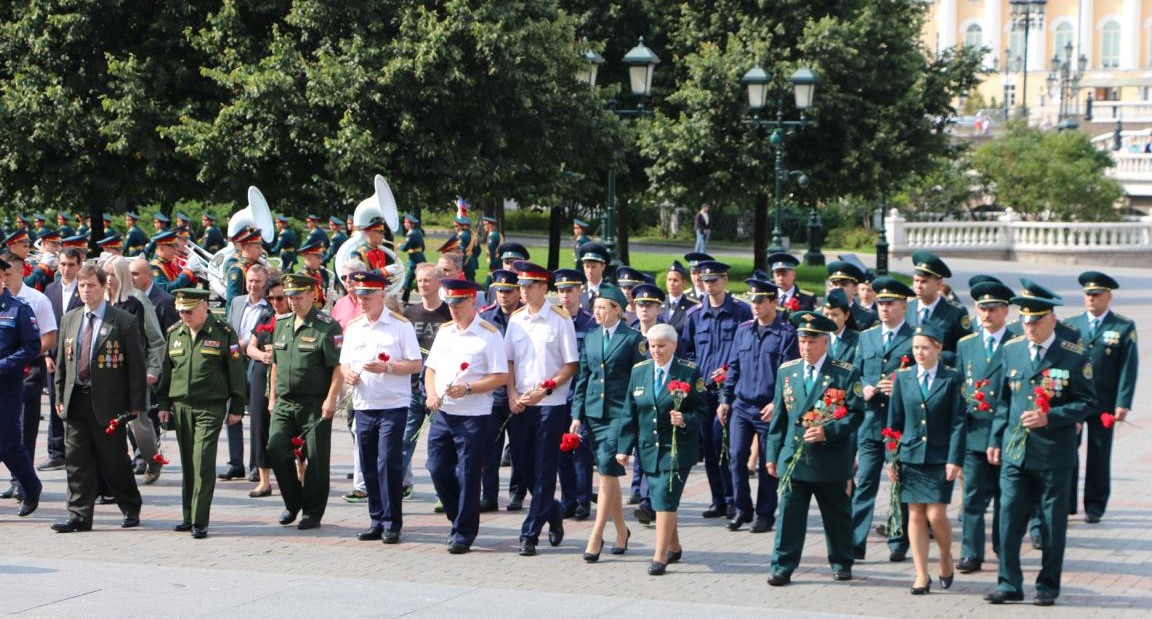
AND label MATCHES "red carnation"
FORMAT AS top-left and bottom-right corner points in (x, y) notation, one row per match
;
(785, 297), (800, 311)
(152, 452), (170, 465)
(973, 391), (986, 402)
(1100, 412), (1116, 429)
(293, 448), (303, 459)
(833, 406), (848, 420)
(1042, 368), (1051, 377)
(378, 352), (391, 362)
(559, 432), (582, 453)
(900, 355), (911, 368)
(977, 401), (992, 412)
(540, 378), (557, 391)
(290, 436), (305, 447)
(460, 362), (470, 371)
